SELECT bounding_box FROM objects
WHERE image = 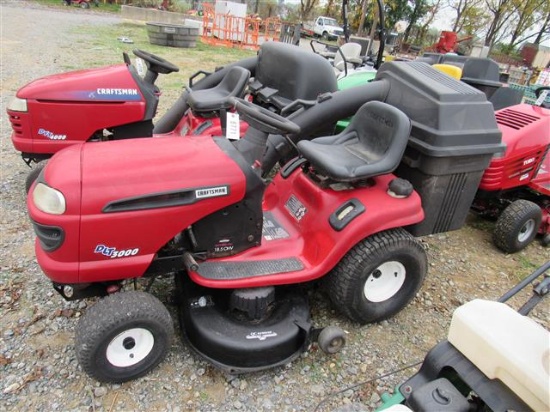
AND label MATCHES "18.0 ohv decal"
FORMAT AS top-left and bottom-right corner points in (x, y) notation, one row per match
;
(195, 186), (229, 199)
